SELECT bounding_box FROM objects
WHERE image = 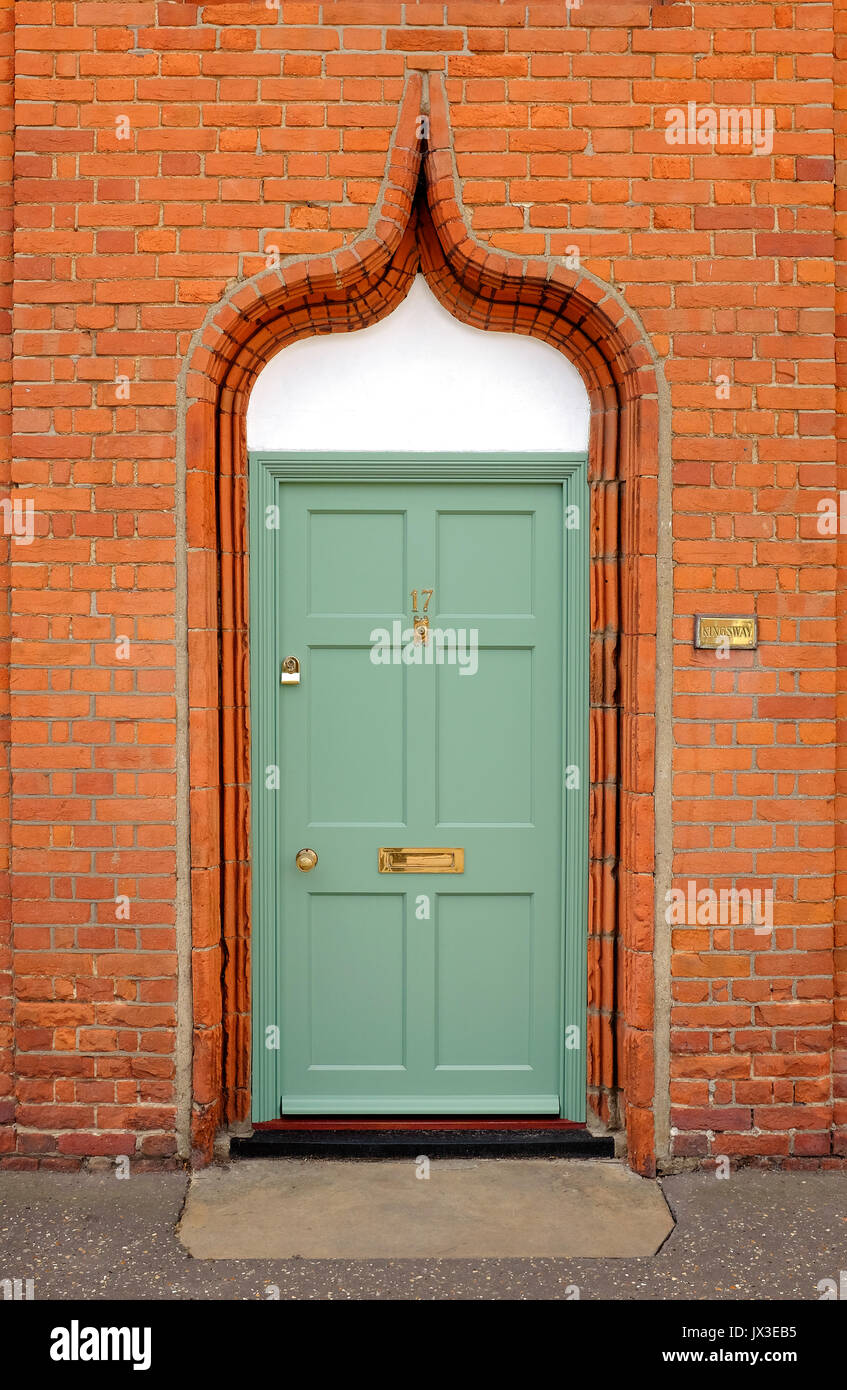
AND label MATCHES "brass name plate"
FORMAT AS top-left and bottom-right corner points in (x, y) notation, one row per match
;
(694, 616), (757, 650)
(378, 847), (465, 874)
